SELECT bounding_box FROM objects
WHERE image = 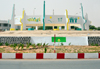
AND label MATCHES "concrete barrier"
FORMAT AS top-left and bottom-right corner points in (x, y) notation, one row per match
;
(0, 53), (2, 59)
(99, 53), (100, 58)
(0, 53), (100, 59)
(2, 53), (15, 59)
(65, 53), (77, 59)
(23, 53), (36, 59)
(85, 53), (98, 59)
(16, 53), (23, 59)
(44, 53), (56, 59)
(36, 53), (43, 59)
(78, 53), (84, 59)
(57, 53), (65, 59)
